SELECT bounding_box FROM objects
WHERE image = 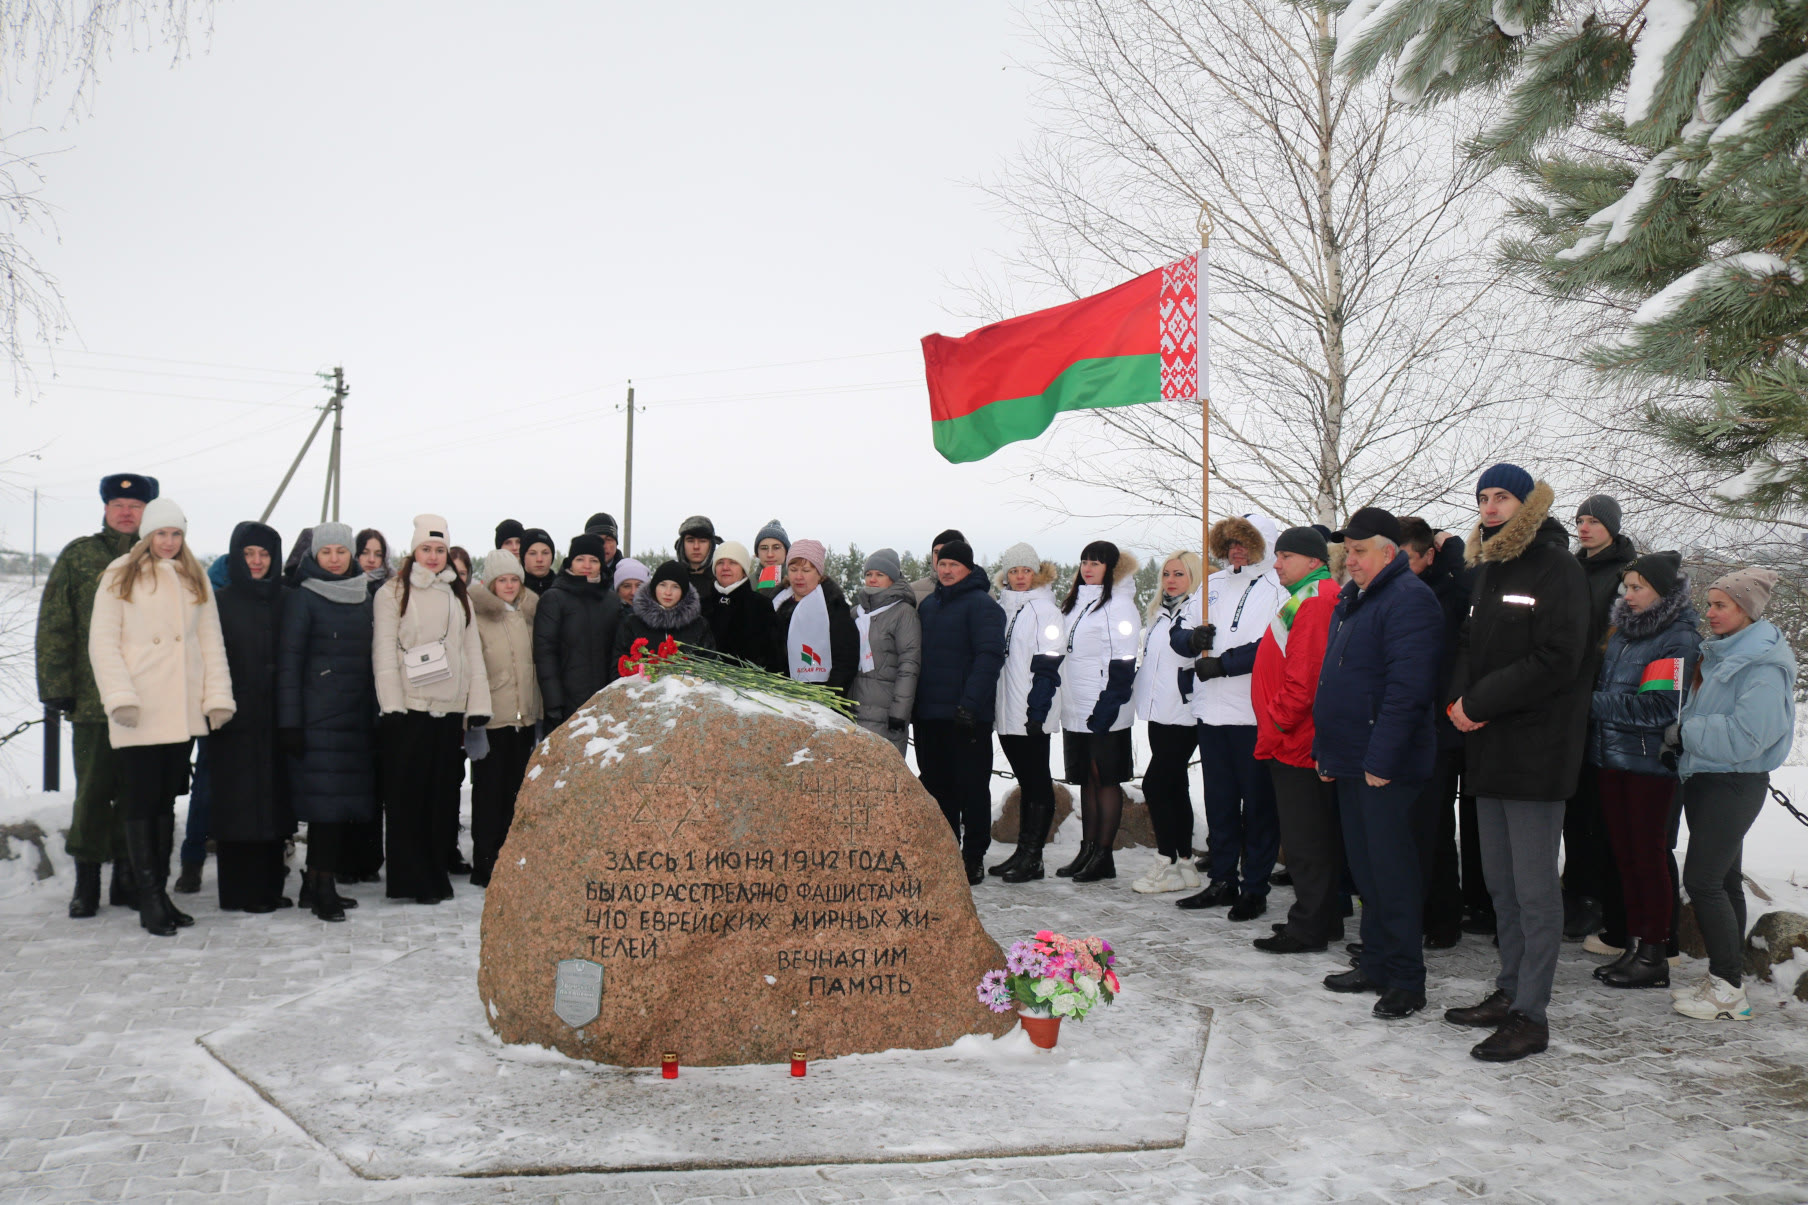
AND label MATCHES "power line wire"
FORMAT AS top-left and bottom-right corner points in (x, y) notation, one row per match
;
(28, 382), (318, 409)
(26, 348), (318, 378)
